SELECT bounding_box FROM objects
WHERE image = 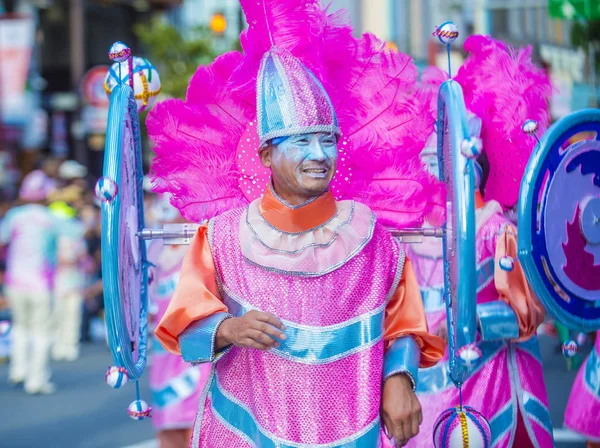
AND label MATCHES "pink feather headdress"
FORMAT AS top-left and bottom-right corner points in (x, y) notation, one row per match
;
(454, 35), (552, 209)
(418, 35), (552, 210)
(147, 0), (442, 228)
